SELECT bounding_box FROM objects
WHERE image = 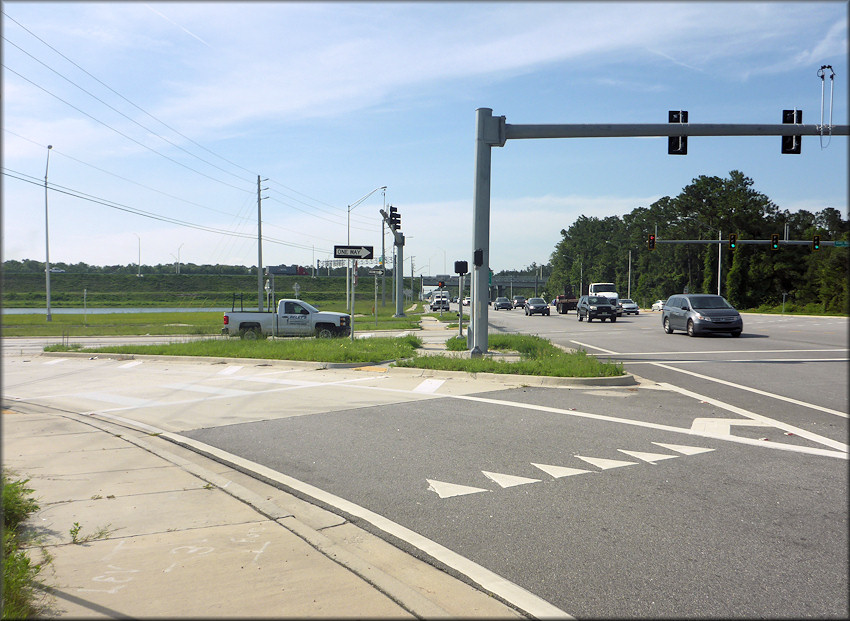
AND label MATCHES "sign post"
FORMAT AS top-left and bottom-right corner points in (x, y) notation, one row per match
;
(335, 246), (374, 341)
(369, 269), (383, 327)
